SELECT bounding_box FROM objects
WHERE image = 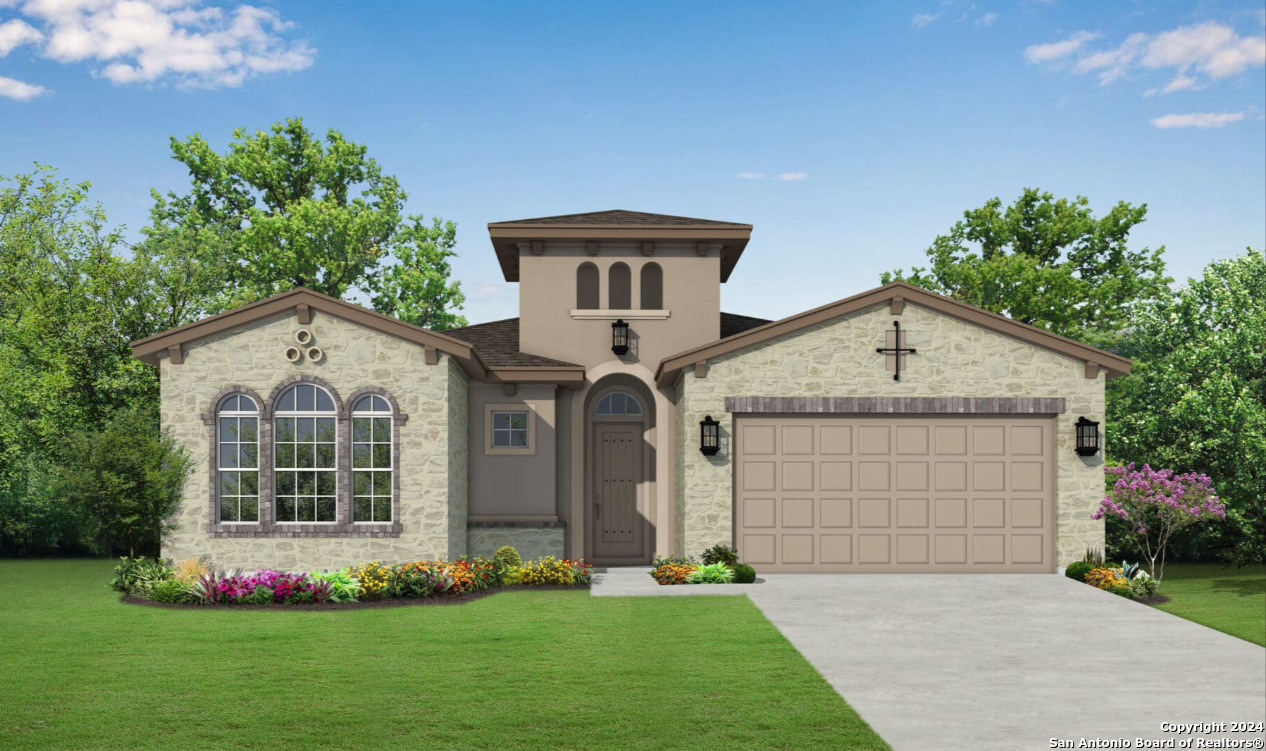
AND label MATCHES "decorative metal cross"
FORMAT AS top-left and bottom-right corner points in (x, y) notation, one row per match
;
(876, 320), (917, 381)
